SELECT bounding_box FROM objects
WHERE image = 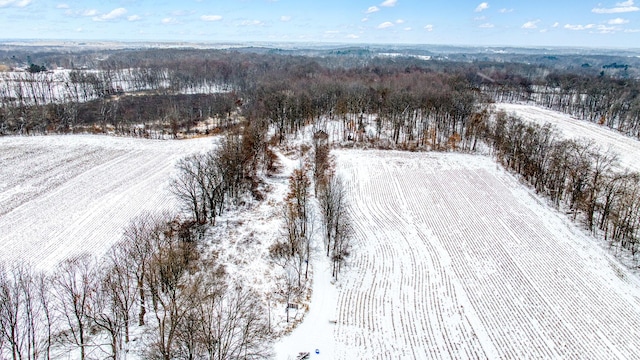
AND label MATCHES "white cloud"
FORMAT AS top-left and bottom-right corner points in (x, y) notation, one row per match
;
(81, 9), (97, 16)
(201, 15), (223, 21)
(346, 34), (359, 39)
(0, 0), (31, 7)
(361, 17), (369, 22)
(171, 10), (192, 16)
(522, 20), (540, 29)
(103, 8), (127, 19)
(609, 17), (629, 24)
(596, 25), (617, 33)
(475, 2), (489, 12)
(564, 23), (596, 30)
(239, 20), (264, 26)
(499, 8), (513, 13)
(161, 17), (176, 24)
(93, 7), (127, 21)
(377, 21), (394, 29)
(479, 23), (494, 28)
(323, 31), (338, 39)
(56, 3), (69, 9)
(624, 28), (640, 32)
(366, 6), (379, 14)
(474, 16), (486, 21)
(552, 22), (560, 27)
(127, 15), (141, 21)
(380, 0), (397, 7)
(280, 15), (291, 21)
(424, 24), (434, 31)
(592, 0), (639, 13)
(404, 27), (412, 31)
(395, 19), (404, 24)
